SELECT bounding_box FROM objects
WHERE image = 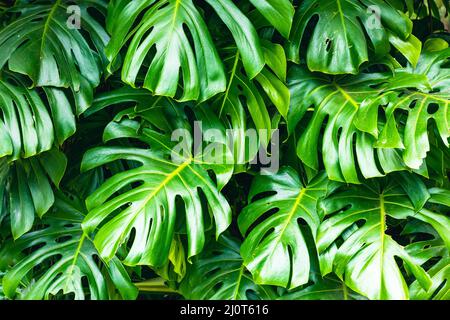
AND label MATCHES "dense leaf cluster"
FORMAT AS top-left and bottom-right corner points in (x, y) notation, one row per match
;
(0, 0), (448, 300)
